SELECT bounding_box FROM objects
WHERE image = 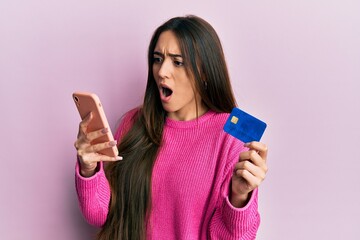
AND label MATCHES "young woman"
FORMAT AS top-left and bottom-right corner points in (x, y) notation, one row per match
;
(74, 15), (268, 240)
